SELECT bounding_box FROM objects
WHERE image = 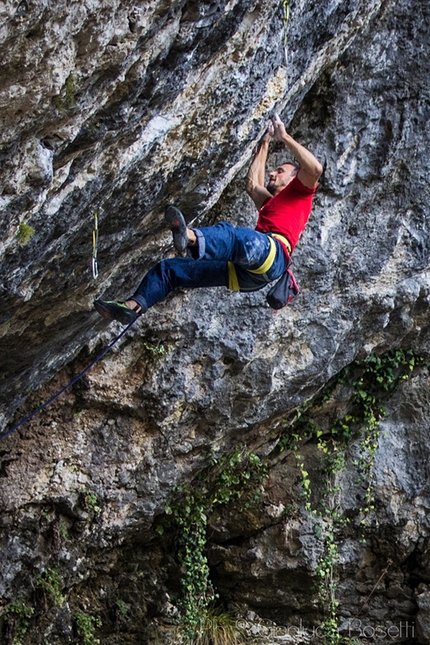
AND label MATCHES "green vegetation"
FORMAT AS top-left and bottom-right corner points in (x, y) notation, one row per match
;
(81, 488), (101, 514)
(53, 73), (77, 111)
(278, 348), (426, 643)
(115, 599), (129, 619)
(142, 340), (170, 358)
(192, 607), (241, 645)
(36, 567), (64, 606)
(163, 349), (426, 644)
(166, 445), (267, 643)
(75, 611), (102, 645)
(59, 520), (69, 541)
(4, 600), (34, 645)
(17, 222), (34, 246)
